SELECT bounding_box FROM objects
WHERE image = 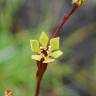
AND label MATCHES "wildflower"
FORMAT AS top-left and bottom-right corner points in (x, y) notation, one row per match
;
(4, 89), (13, 96)
(30, 32), (63, 63)
(72, 0), (86, 6)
